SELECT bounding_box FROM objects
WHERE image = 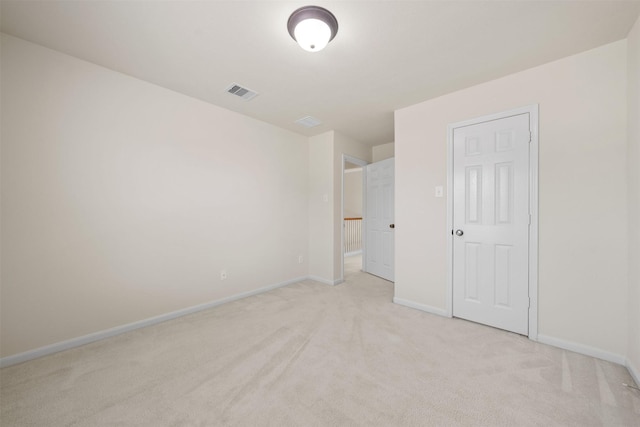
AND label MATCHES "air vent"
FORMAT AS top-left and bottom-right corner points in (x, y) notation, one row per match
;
(295, 116), (322, 128)
(225, 83), (258, 101)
